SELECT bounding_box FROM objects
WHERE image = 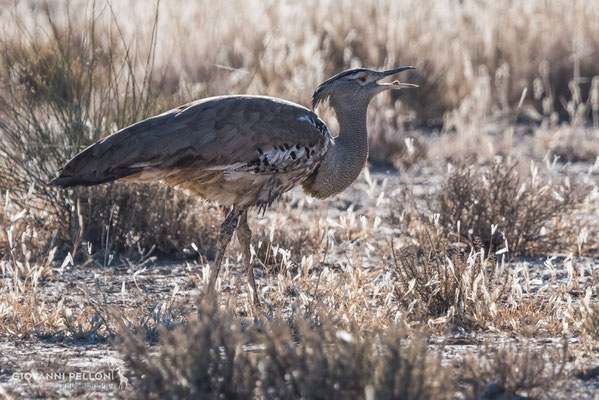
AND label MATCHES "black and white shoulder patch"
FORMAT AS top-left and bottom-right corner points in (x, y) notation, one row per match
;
(298, 115), (329, 137)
